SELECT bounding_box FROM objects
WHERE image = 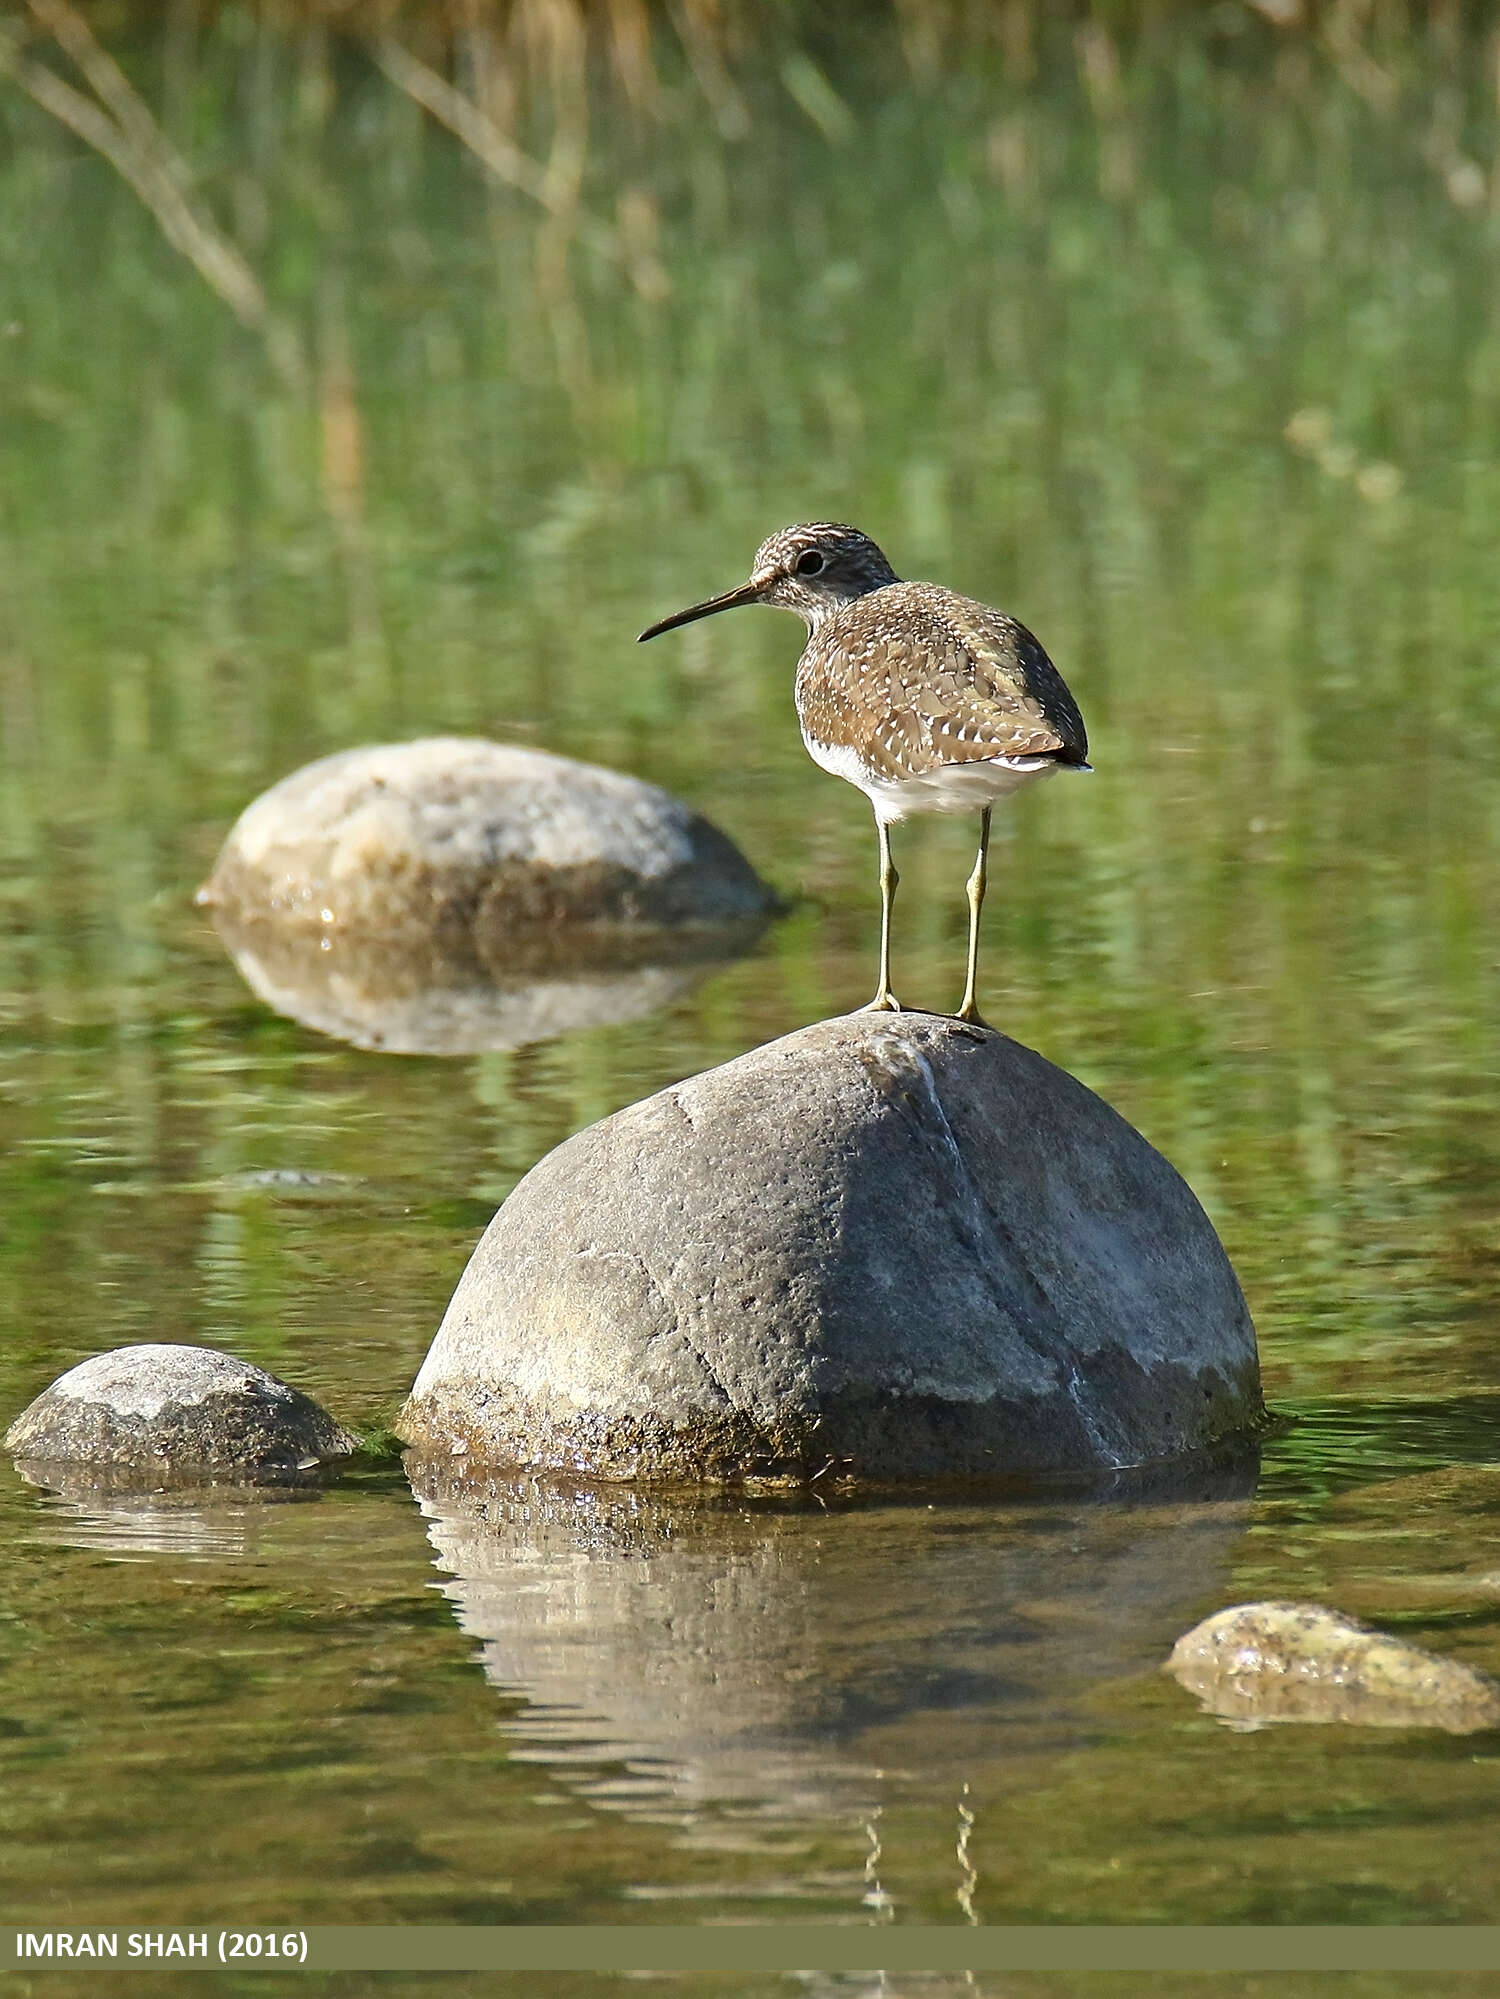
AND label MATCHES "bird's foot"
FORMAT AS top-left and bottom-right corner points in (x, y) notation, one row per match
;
(860, 992), (903, 1014)
(954, 1000), (992, 1030)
